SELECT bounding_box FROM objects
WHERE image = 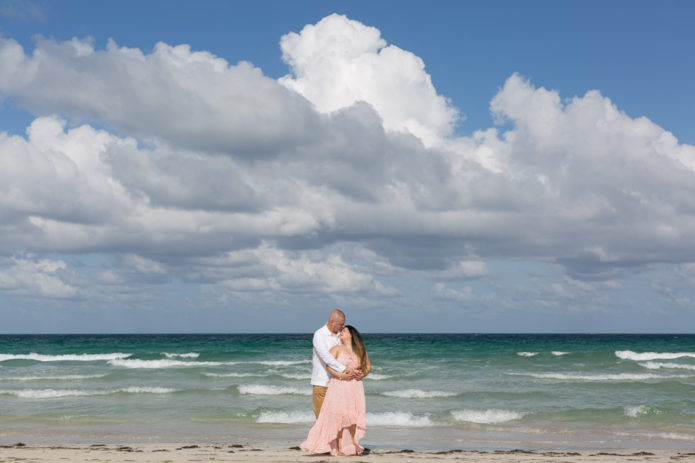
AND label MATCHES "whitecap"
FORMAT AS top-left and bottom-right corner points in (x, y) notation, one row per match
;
(118, 387), (176, 394)
(616, 350), (695, 361)
(517, 352), (538, 357)
(0, 387), (176, 399)
(624, 405), (660, 418)
(383, 389), (457, 399)
(366, 412), (434, 427)
(163, 352), (200, 359)
(364, 373), (393, 380)
(0, 353), (131, 362)
(255, 360), (311, 366)
(0, 374), (106, 382)
(257, 411), (315, 423)
(639, 361), (695, 371)
(238, 385), (311, 396)
(203, 371), (310, 379)
(510, 372), (693, 381)
(108, 359), (226, 369)
(0, 388), (97, 399)
(552, 351), (569, 356)
(452, 409), (525, 424)
(277, 373), (311, 380)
